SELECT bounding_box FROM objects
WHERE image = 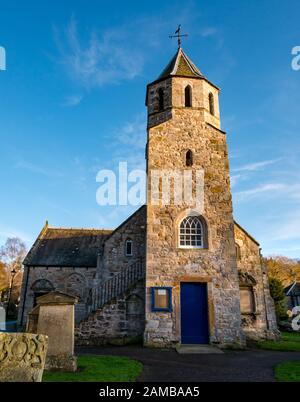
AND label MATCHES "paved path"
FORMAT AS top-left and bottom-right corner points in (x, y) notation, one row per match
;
(77, 345), (300, 382)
